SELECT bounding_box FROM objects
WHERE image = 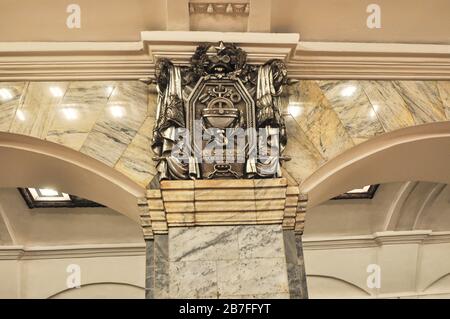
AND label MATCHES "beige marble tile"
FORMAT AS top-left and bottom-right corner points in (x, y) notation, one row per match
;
(0, 82), (26, 132)
(80, 81), (148, 166)
(283, 115), (324, 183)
(437, 81), (450, 120)
(9, 82), (69, 138)
(286, 81), (354, 160)
(147, 84), (158, 115)
(115, 116), (157, 187)
(362, 81), (416, 131)
(318, 80), (385, 144)
(392, 81), (446, 124)
(46, 81), (113, 150)
(217, 258), (289, 296)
